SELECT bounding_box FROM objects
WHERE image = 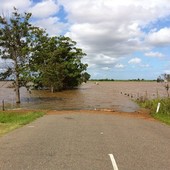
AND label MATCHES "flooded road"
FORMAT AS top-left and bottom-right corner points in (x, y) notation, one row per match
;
(0, 81), (168, 112)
